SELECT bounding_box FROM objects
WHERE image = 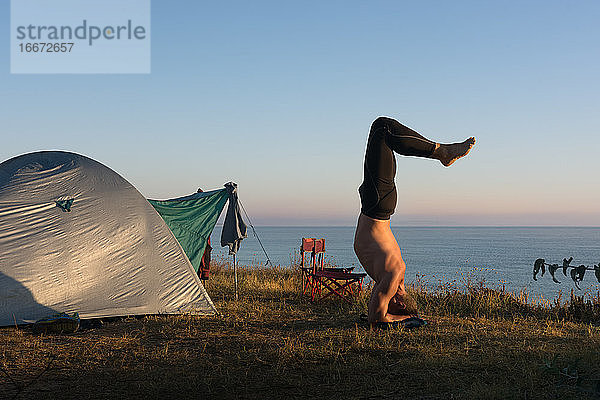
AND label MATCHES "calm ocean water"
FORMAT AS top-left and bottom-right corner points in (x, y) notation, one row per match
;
(210, 226), (600, 301)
